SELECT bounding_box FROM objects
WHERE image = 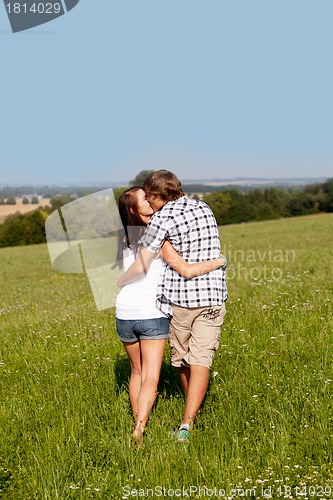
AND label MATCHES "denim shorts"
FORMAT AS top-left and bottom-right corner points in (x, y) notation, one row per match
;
(116, 317), (170, 343)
